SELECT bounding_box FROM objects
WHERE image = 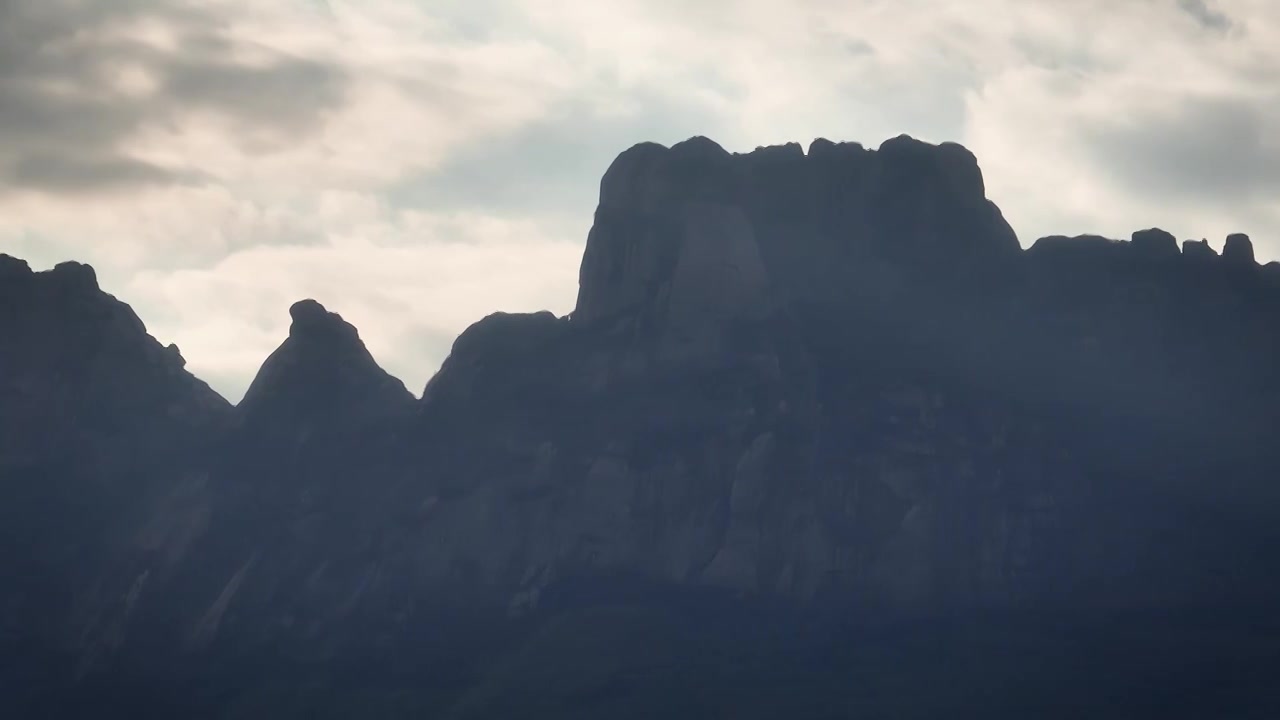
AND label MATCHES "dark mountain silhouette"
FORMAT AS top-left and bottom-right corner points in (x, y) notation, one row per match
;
(3, 136), (1280, 718)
